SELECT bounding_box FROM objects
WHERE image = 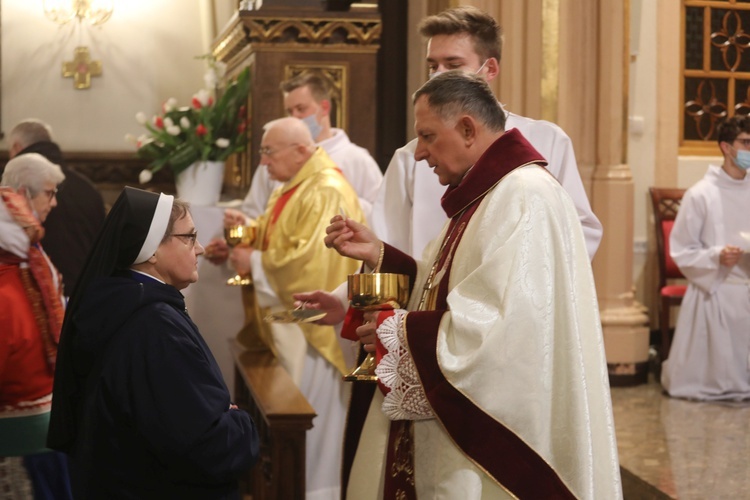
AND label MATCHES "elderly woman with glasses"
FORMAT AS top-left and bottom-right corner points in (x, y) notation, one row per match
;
(48, 186), (259, 499)
(0, 153), (70, 499)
